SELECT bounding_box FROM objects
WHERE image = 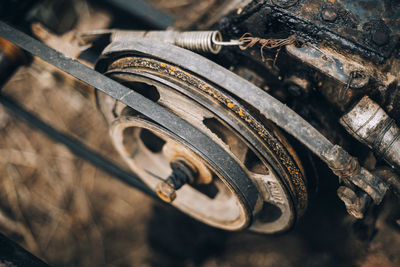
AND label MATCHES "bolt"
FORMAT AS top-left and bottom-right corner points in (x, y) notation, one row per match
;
(156, 161), (197, 203)
(371, 30), (389, 46)
(349, 71), (369, 89)
(337, 186), (371, 219)
(271, 0), (298, 8)
(156, 181), (177, 203)
(321, 7), (337, 22)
